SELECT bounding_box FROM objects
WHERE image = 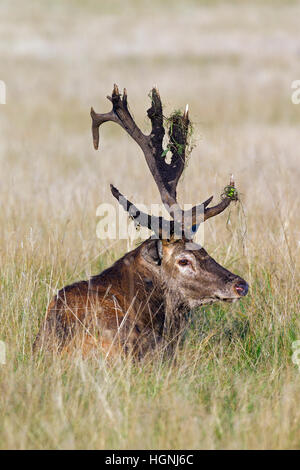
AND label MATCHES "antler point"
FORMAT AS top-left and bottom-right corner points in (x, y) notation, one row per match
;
(113, 83), (120, 95)
(152, 85), (160, 96)
(183, 103), (189, 120)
